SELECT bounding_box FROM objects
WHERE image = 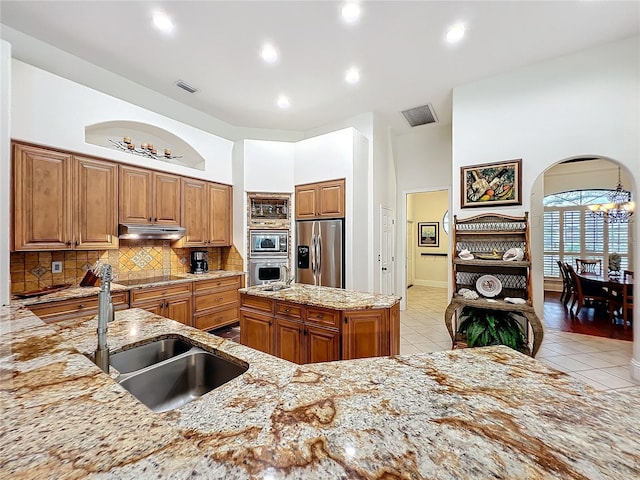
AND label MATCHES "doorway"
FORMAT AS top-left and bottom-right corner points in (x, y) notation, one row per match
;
(536, 157), (635, 341)
(403, 189), (450, 310)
